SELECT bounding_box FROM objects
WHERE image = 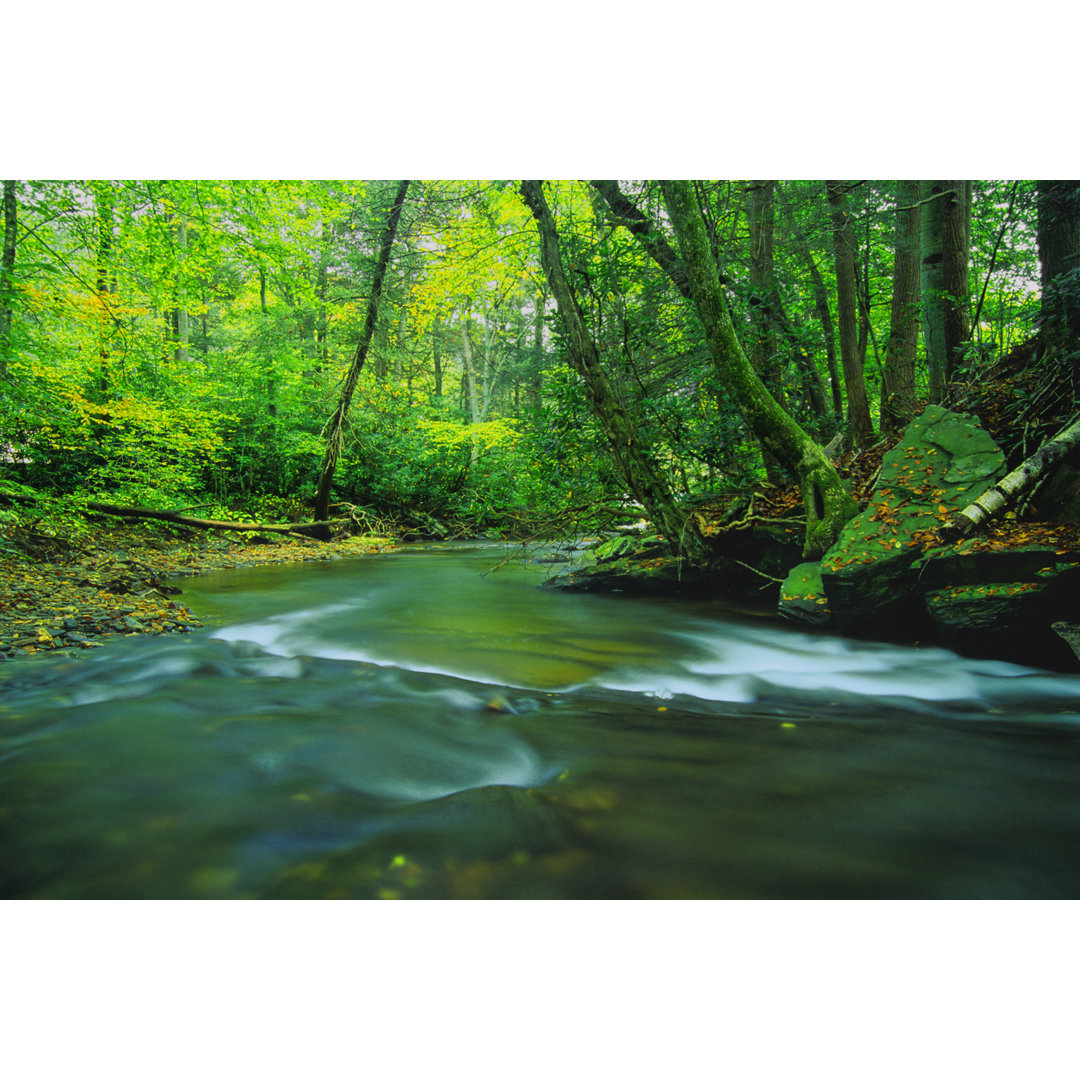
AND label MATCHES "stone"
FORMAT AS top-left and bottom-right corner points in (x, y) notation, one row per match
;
(925, 580), (1079, 668)
(1052, 622), (1080, 662)
(817, 405), (1007, 631)
(920, 542), (1080, 666)
(778, 562), (831, 627)
(592, 535), (642, 563)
